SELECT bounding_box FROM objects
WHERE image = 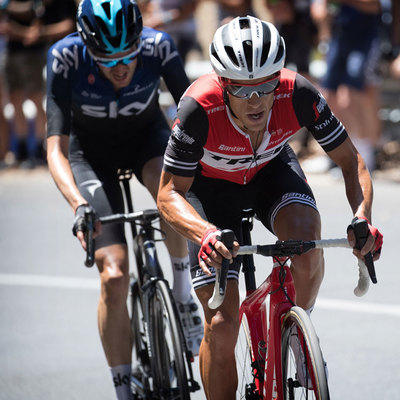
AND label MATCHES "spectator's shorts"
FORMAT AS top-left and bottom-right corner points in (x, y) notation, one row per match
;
(5, 49), (46, 92)
(322, 30), (380, 90)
